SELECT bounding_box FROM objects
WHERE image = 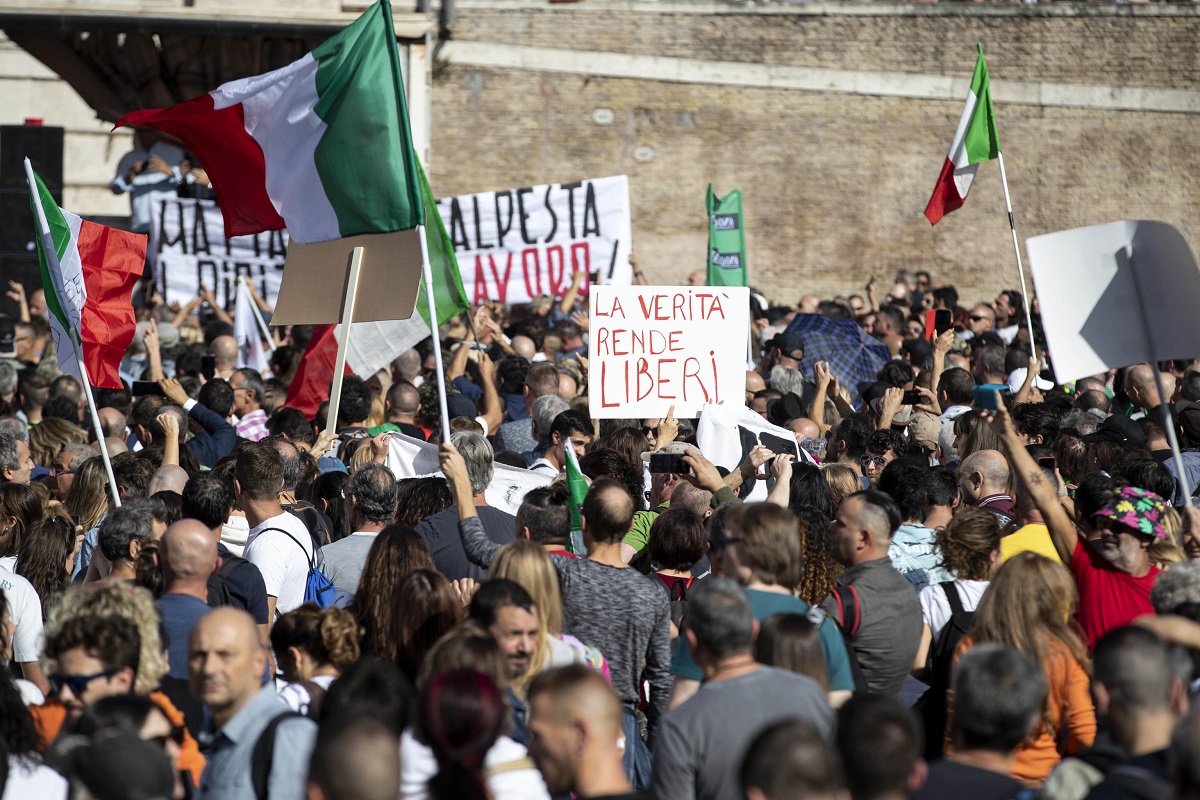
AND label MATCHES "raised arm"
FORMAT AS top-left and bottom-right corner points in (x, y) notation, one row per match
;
(990, 394), (1078, 562)
(809, 361), (832, 433)
(440, 442), (502, 567)
(475, 352), (503, 436)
